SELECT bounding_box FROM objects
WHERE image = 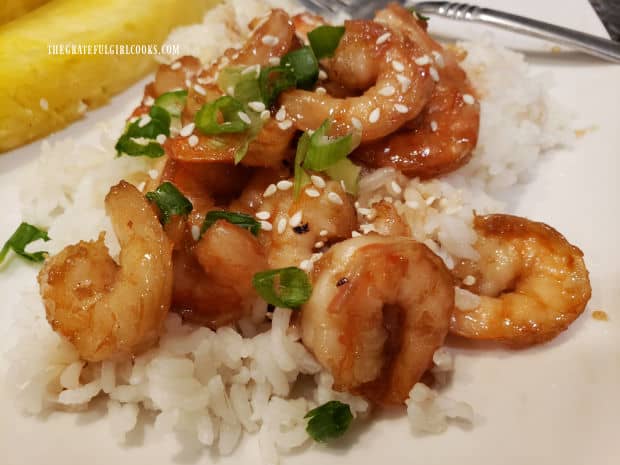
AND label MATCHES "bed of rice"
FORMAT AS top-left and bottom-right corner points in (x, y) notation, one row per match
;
(3, 0), (574, 462)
